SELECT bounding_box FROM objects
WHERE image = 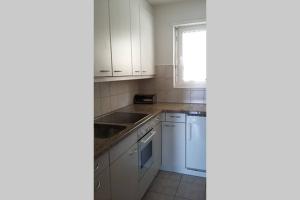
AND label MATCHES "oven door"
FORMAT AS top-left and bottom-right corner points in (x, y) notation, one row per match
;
(138, 130), (156, 179)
